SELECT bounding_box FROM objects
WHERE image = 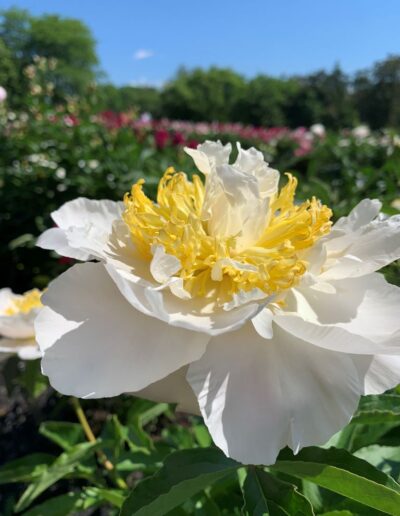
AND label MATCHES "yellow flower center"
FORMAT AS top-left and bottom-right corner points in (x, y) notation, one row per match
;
(123, 168), (332, 304)
(4, 289), (43, 316)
